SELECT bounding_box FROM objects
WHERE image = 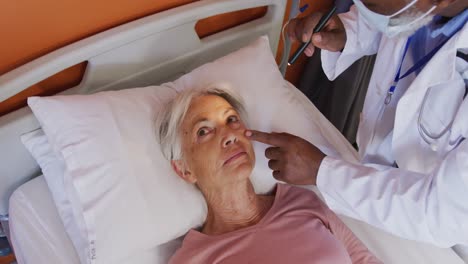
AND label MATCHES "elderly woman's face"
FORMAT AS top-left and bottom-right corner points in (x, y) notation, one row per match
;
(172, 95), (255, 191)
